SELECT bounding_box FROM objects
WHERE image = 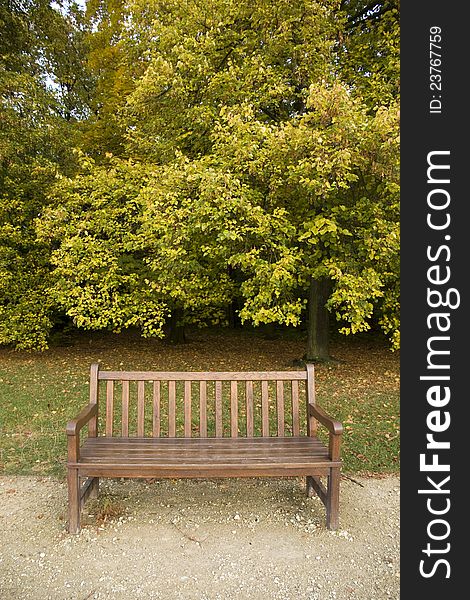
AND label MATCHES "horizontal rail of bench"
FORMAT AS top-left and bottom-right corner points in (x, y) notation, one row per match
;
(73, 465), (335, 478)
(98, 371), (307, 381)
